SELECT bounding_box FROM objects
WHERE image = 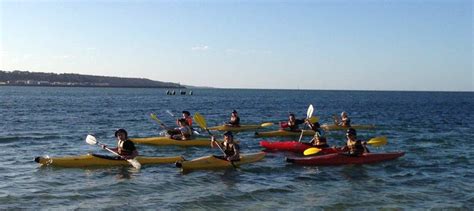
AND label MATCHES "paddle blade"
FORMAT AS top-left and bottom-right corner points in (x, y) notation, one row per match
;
(193, 112), (207, 129)
(307, 104), (314, 118)
(166, 110), (175, 117)
(128, 158), (142, 169)
(85, 135), (98, 145)
(150, 113), (160, 122)
(260, 122), (274, 127)
(309, 116), (319, 123)
(367, 136), (388, 147)
(304, 147), (322, 156)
